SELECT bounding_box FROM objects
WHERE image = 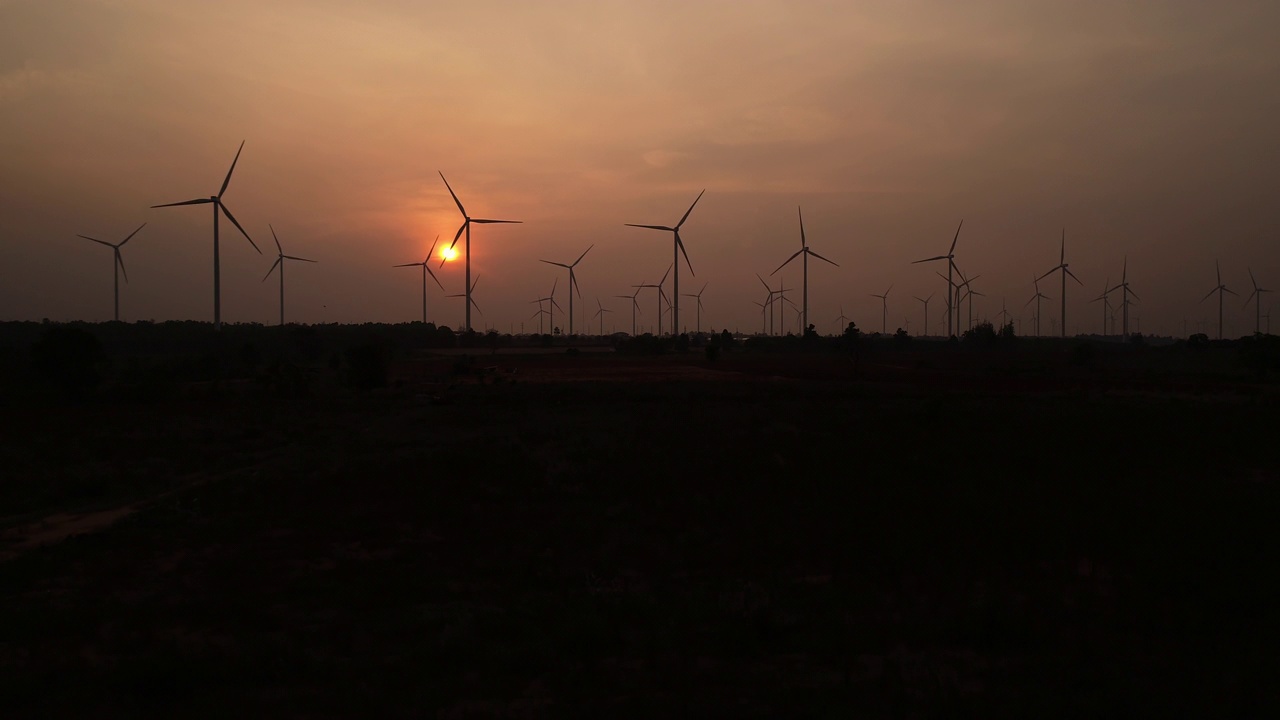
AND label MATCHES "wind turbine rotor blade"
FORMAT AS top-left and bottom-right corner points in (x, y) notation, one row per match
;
(115, 250), (129, 284)
(1245, 289), (1258, 304)
(540, 260), (569, 268)
(1249, 267), (1257, 290)
(393, 262), (422, 268)
(217, 203), (260, 253)
(573, 244), (594, 266)
(428, 234), (440, 258)
(439, 172), (466, 217)
(283, 256), (317, 263)
(770, 249), (804, 276)
(624, 224), (674, 232)
(470, 298), (483, 315)
(219, 140), (245, 197)
(551, 298), (563, 311)
(676, 189), (705, 229)
(949, 220), (964, 254)
(675, 235), (695, 276)
(912, 255), (948, 264)
(1201, 287), (1217, 303)
(808, 249), (839, 267)
(78, 235), (113, 247)
(659, 264), (672, 285)
(119, 223), (146, 246)
(151, 198), (213, 208)
(263, 257), (281, 281)
(449, 221), (467, 250)
(1217, 260), (1222, 286)
(269, 224), (284, 255)
(1065, 268), (1084, 286)
(1036, 268), (1059, 283)
(757, 273), (772, 291)
(1128, 288), (1140, 301)
(797, 206), (806, 248)
(1224, 287), (1238, 296)
(424, 264), (445, 290)
(470, 218), (521, 224)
